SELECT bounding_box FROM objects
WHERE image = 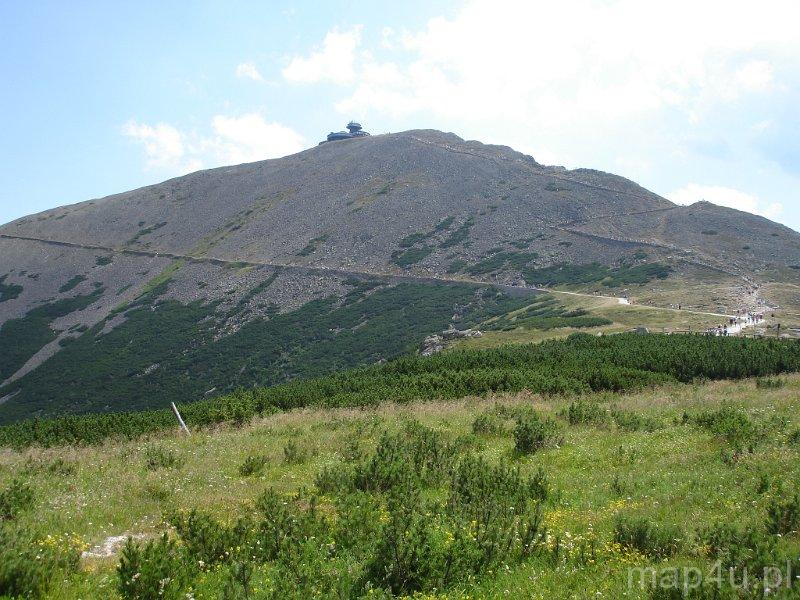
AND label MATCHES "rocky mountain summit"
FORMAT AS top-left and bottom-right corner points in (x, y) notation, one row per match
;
(1, 128), (798, 422)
